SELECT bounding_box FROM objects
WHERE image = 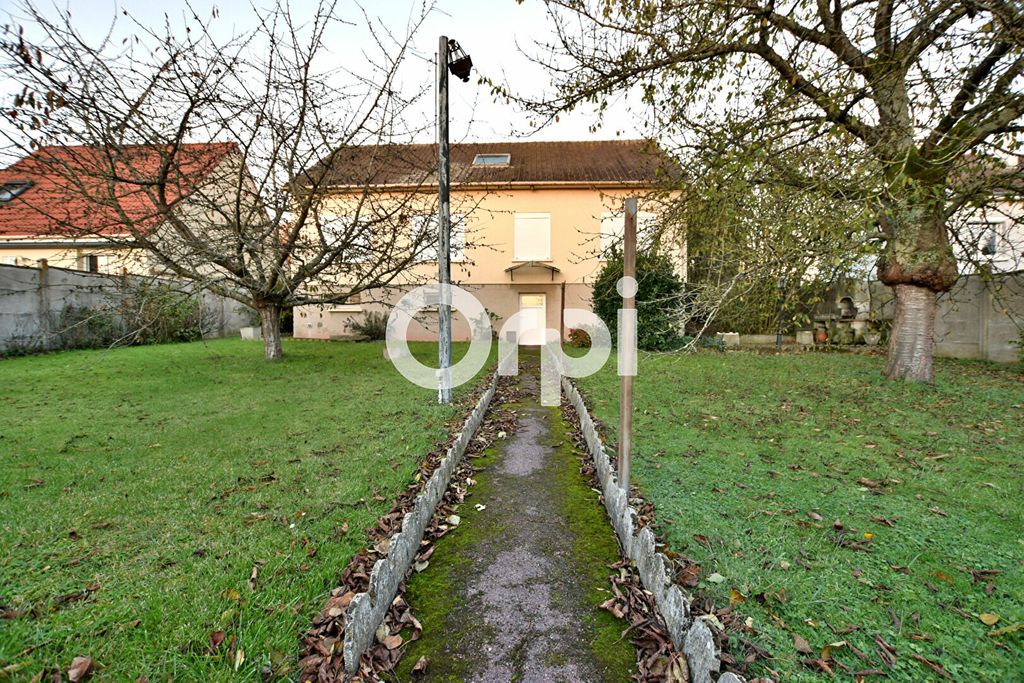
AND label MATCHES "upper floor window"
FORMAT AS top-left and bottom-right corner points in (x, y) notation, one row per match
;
(472, 153), (511, 166)
(600, 210), (657, 258)
(410, 214), (465, 262)
(971, 221), (1001, 256)
(514, 213), (551, 261)
(0, 180), (33, 204)
(321, 216), (372, 262)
